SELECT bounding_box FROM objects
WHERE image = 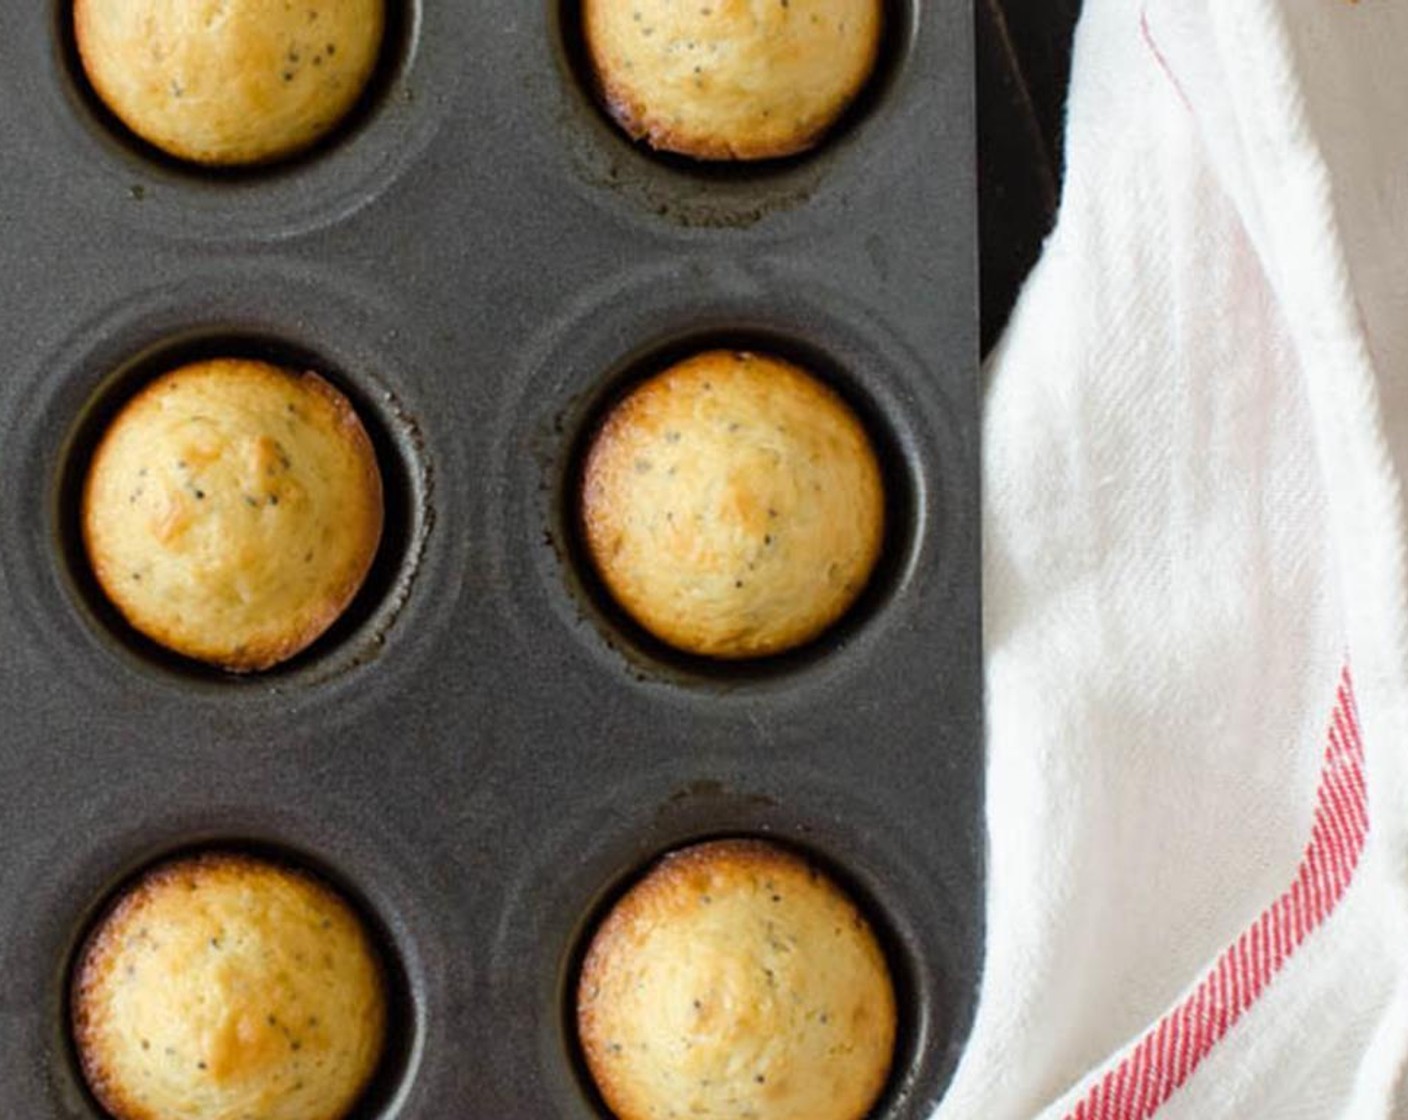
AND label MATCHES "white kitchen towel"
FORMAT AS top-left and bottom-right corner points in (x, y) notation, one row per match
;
(939, 1), (1408, 1117)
